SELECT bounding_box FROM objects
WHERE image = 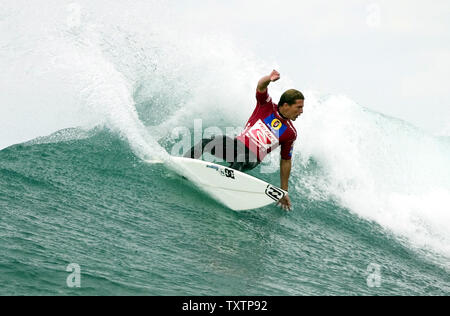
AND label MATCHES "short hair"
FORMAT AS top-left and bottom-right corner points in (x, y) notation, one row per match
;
(278, 89), (304, 108)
